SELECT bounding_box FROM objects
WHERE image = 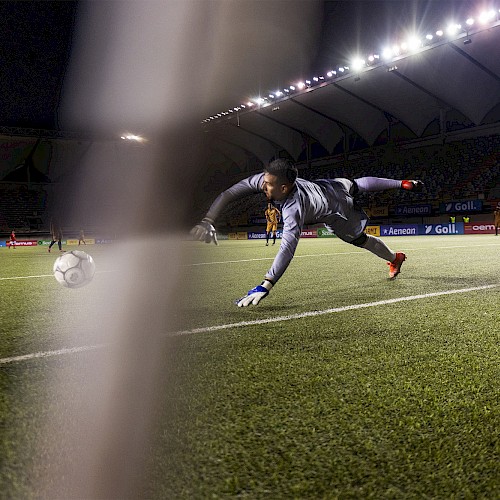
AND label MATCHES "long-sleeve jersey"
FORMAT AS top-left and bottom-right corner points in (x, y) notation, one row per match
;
(205, 173), (368, 285)
(265, 207), (280, 224)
